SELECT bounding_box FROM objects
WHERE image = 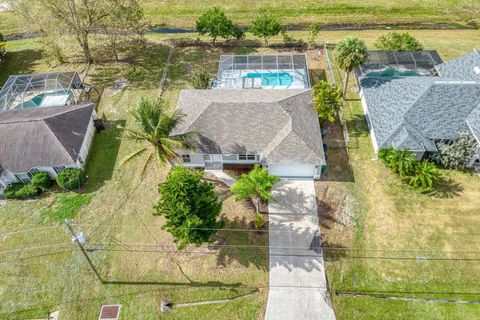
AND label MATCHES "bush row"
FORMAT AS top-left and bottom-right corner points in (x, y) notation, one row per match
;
(3, 168), (85, 200)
